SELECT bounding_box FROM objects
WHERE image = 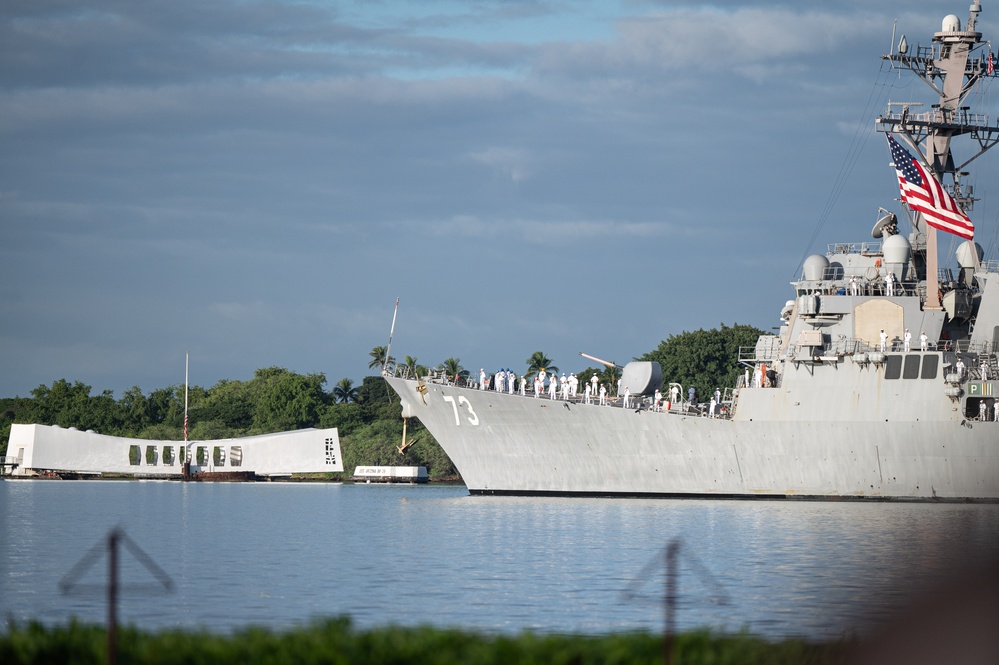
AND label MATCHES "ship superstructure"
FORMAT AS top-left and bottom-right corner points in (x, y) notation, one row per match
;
(384, 3), (999, 500)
